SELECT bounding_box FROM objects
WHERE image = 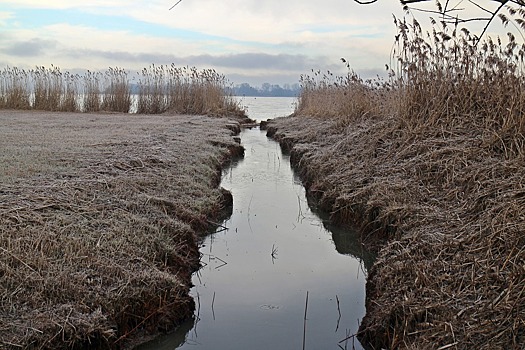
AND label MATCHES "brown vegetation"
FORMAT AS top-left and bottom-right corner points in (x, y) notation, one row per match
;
(0, 64), (243, 116)
(265, 15), (525, 350)
(0, 111), (244, 349)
